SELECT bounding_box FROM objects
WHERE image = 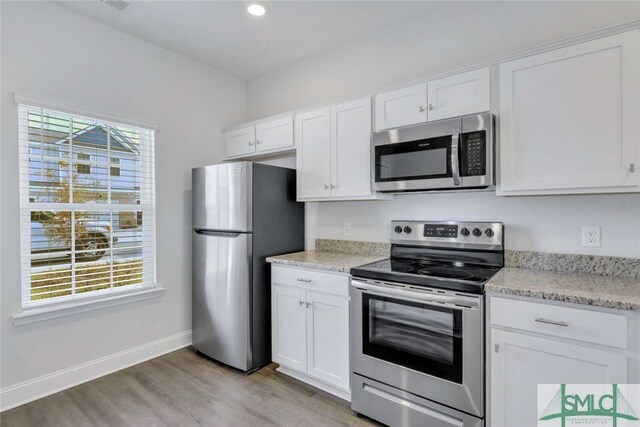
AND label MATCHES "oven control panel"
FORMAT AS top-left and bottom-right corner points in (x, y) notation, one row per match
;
(423, 224), (458, 238)
(391, 220), (503, 250)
